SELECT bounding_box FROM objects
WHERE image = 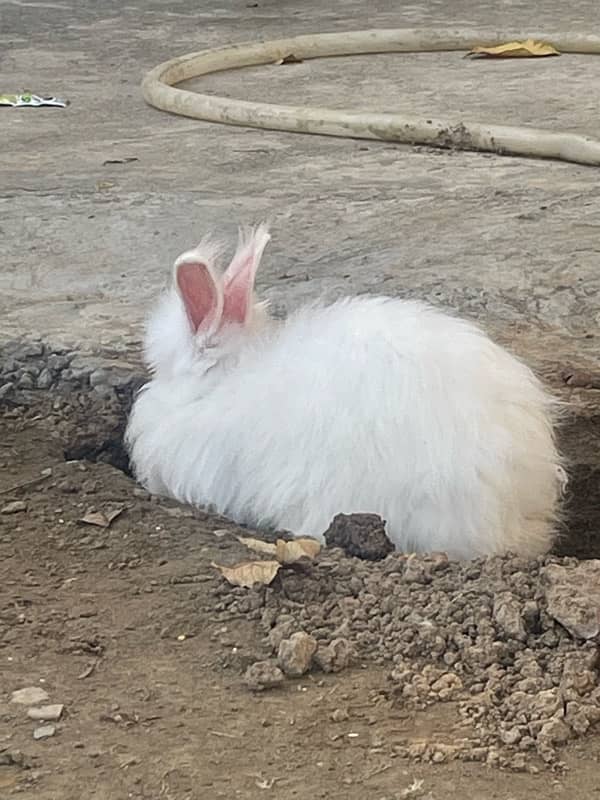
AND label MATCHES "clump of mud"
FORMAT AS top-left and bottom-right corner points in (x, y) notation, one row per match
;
(323, 512), (395, 560)
(214, 548), (600, 771)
